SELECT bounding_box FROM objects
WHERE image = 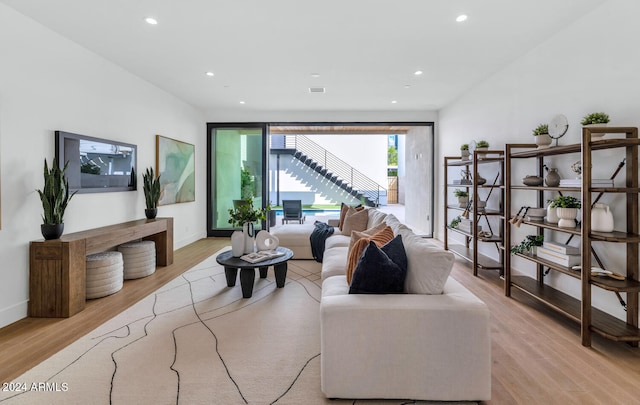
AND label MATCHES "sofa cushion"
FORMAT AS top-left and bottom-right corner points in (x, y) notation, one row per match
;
(341, 207), (369, 235)
(321, 246), (349, 280)
(403, 235), (455, 294)
(383, 213), (411, 235)
(366, 208), (388, 229)
(346, 226), (394, 284)
(339, 203), (364, 230)
(349, 236), (407, 294)
(325, 234), (350, 250)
